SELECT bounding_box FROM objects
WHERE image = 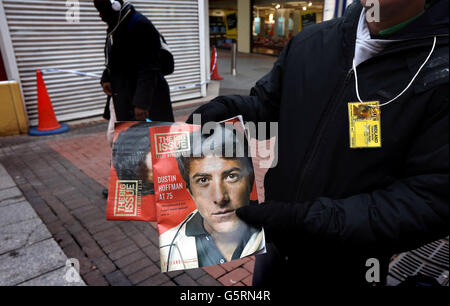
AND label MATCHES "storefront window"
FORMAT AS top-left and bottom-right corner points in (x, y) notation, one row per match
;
(252, 0), (324, 55)
(209, 0), (238, 49)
